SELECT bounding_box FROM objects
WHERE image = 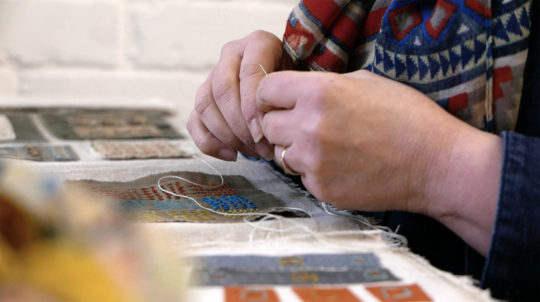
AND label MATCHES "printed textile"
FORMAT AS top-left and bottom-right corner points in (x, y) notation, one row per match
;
(0, 145), (78, 161)
(77, 172), (287, 223)
(190, 253), (398, 286)
(283, 0), (531, 132)
(39, 110), (183, 140)
(92, 140), (191, 160)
